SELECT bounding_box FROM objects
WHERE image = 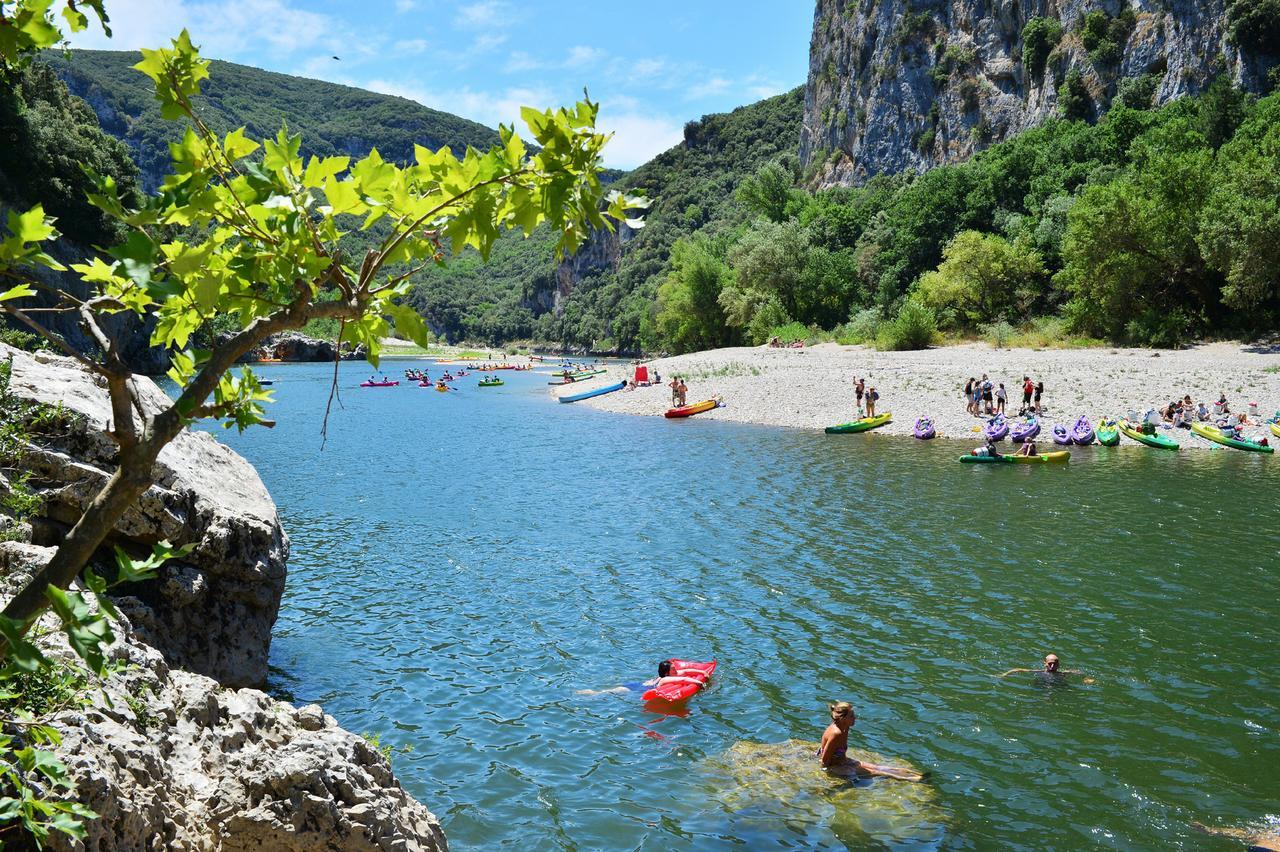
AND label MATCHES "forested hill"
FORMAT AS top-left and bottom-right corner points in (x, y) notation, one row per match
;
(43, 50), (498, 191)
